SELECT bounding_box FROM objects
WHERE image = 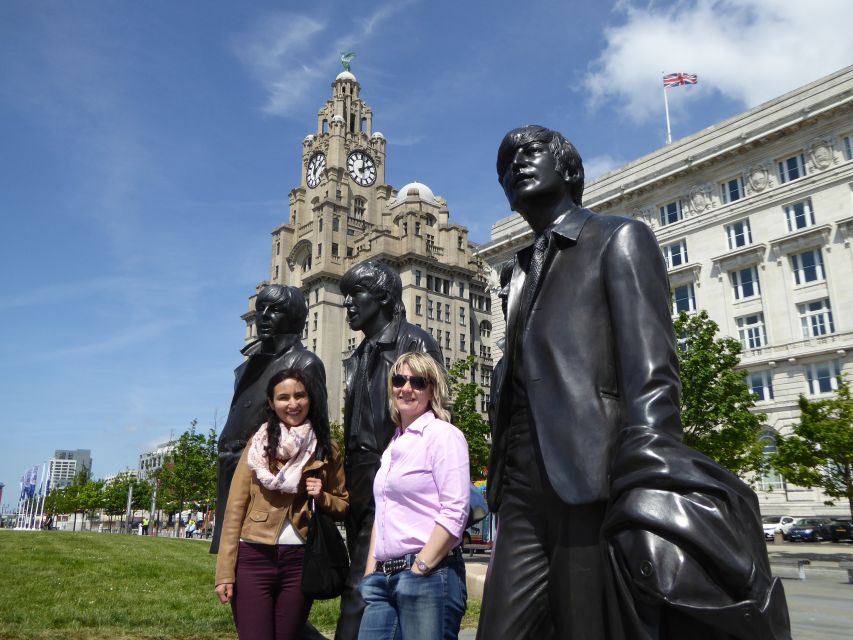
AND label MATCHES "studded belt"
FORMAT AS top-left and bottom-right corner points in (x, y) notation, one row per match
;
(375, 546), (463, 576)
